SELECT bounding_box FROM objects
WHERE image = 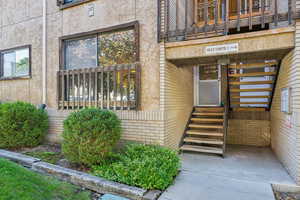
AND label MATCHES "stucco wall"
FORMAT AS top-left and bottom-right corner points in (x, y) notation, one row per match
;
(270, 50), (300, 184)
(0, 0), (160, 111)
